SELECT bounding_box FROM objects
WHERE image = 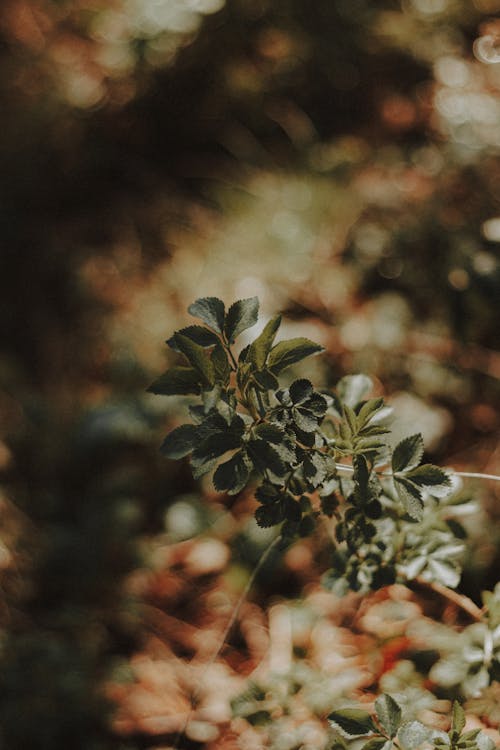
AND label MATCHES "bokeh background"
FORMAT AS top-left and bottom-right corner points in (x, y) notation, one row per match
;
(0, 0), (499, 748)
